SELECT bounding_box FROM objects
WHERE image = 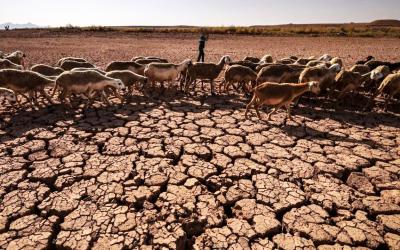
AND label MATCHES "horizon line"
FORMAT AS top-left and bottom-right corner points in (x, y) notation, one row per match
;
(2, 19), (400, 29)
